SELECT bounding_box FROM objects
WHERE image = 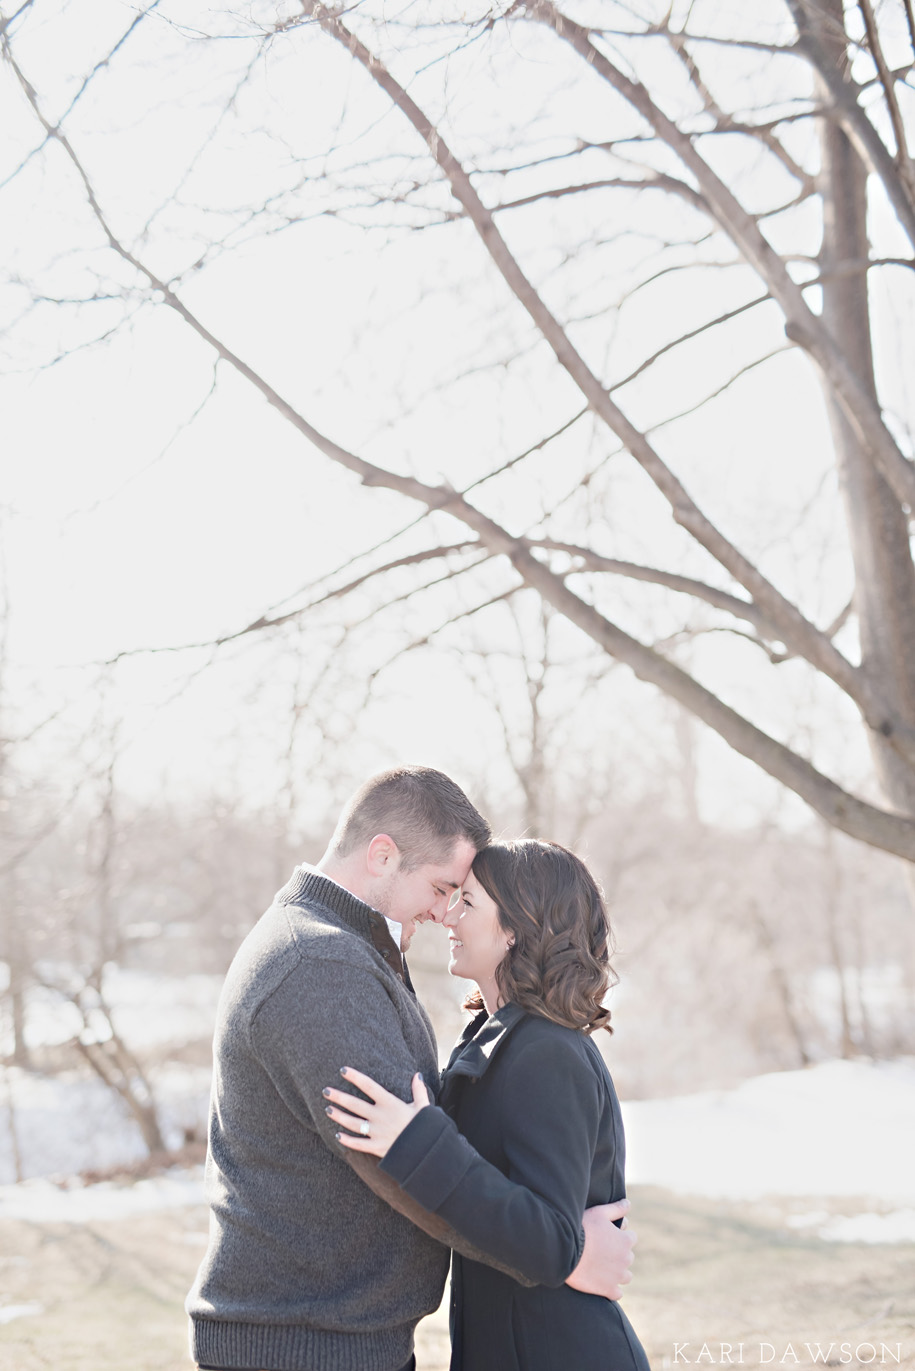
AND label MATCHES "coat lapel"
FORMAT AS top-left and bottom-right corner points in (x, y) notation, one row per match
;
(441, 1003), (527, 1104)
